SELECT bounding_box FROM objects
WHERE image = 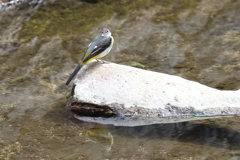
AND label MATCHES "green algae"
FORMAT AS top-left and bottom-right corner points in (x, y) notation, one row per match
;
(19, 1), (113, 42)
(20, 0), (153, 42)
(120, 61), (146, 69)
(153, 0), (202, 24)
(19, 0), (202, 43)
(19, 0), (156, 42)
